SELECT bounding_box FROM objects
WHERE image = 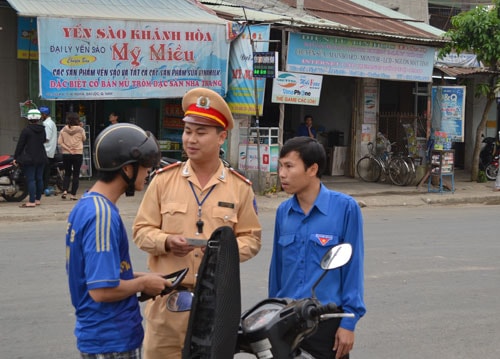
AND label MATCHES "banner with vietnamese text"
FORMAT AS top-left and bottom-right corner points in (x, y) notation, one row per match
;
(38, 18), (229, 99)
(226, 25), (271, 115)
(287, 32), (434, 82)
(271, 71), (323, 105)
